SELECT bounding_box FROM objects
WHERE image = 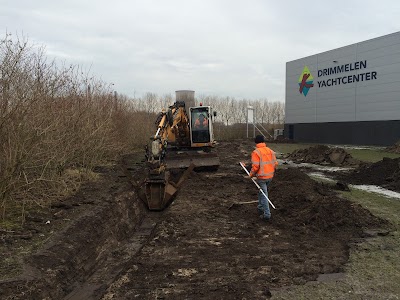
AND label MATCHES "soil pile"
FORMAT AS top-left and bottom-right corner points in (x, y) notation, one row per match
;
(340, 157), (400, 192)
(270, 168), (385, 233)
(287, 145), (359, 166)
(273, 135), (295, 143)
(386, 141), (400, 153)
